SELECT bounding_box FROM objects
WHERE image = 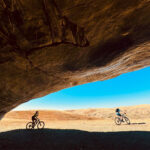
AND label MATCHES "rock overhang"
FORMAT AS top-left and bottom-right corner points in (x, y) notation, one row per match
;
(0, 0), (150, 118)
